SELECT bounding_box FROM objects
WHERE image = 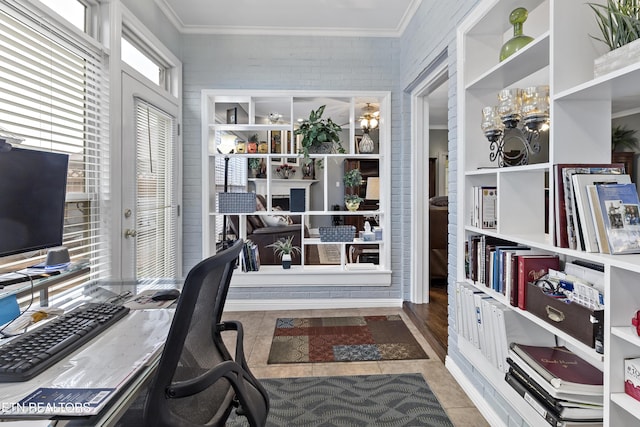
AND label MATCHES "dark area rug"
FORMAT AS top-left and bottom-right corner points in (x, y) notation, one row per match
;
(226, 373), (453, 427)
(268, 315), (428, 364)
